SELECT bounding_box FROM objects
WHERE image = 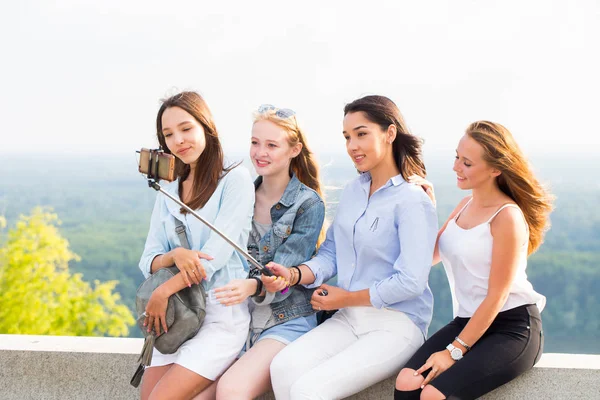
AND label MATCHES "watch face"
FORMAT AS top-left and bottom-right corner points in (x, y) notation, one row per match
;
(451, 348), (462, 360)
